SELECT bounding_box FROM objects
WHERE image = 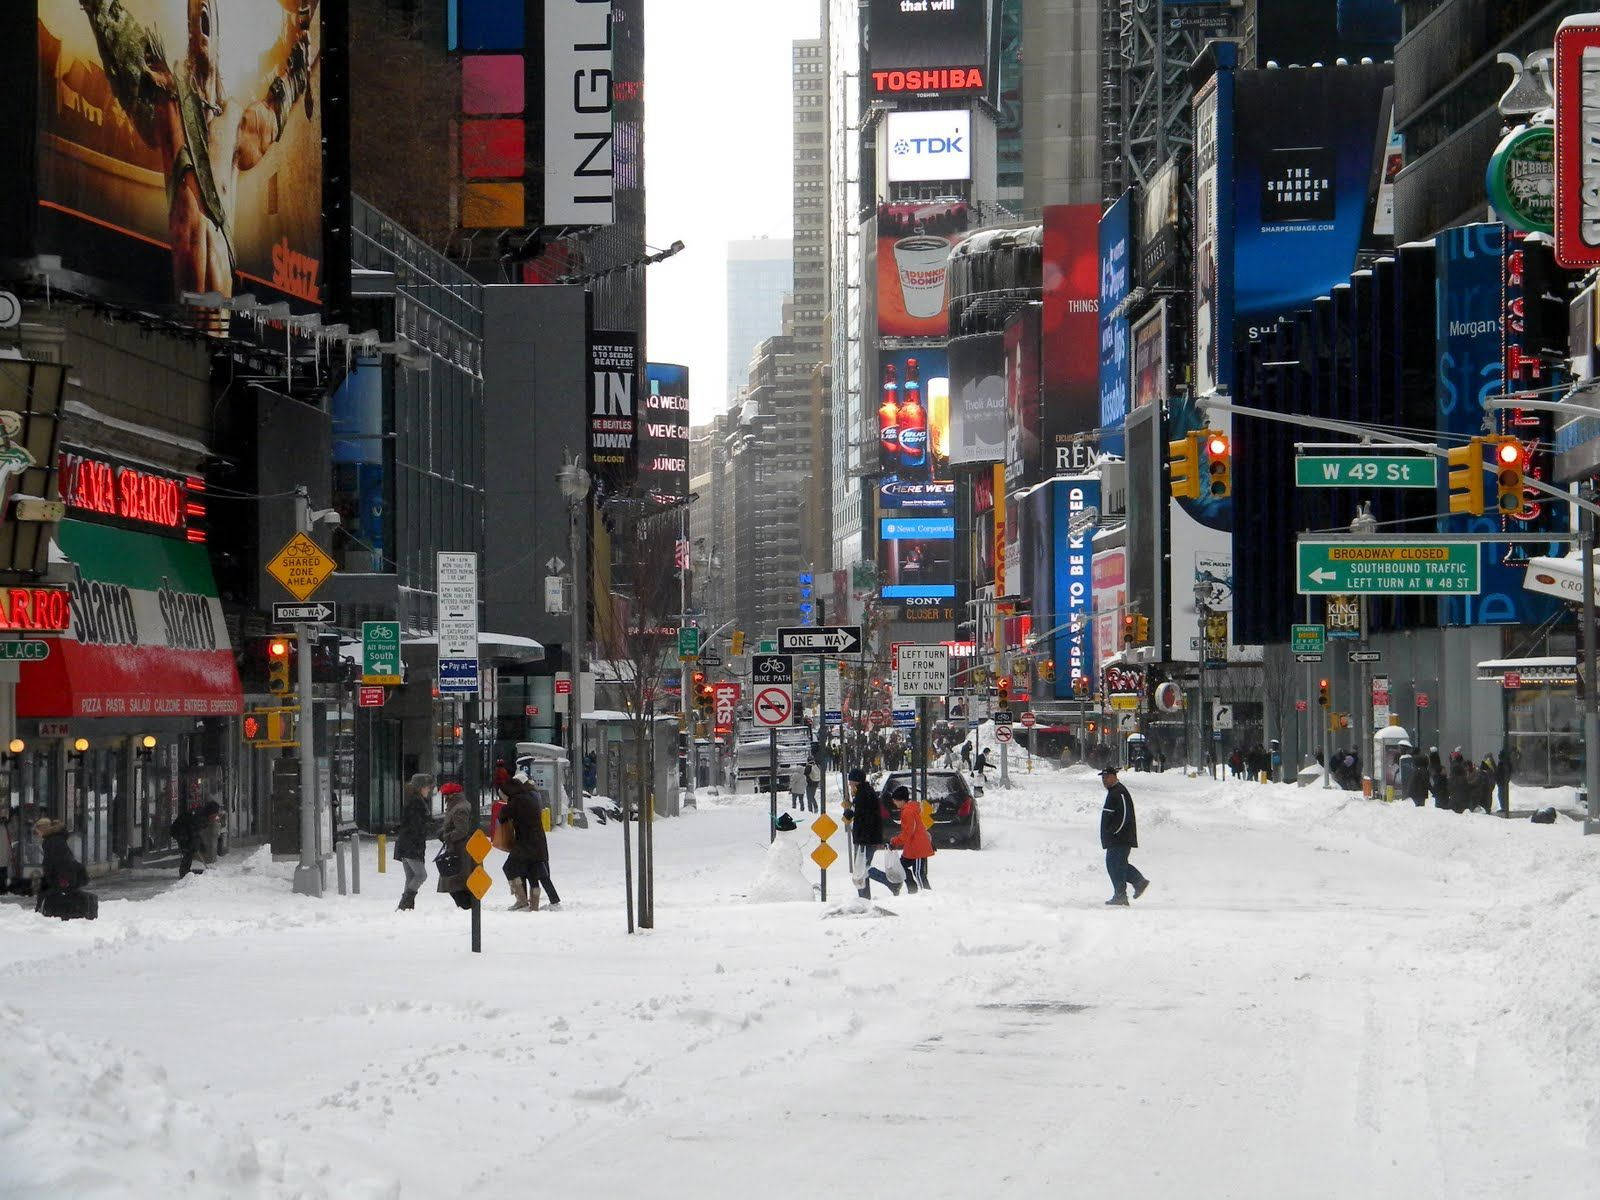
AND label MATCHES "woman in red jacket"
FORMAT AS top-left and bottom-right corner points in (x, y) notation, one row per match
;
(888, 785), (934, 894)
